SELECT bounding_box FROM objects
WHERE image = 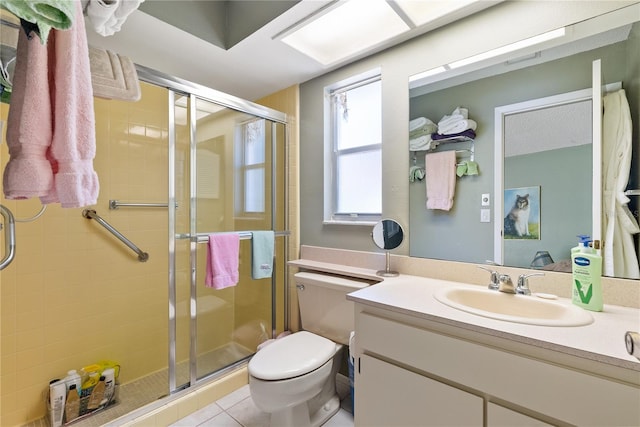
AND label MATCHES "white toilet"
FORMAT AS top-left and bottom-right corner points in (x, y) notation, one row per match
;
(248, 271), (370, 427)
